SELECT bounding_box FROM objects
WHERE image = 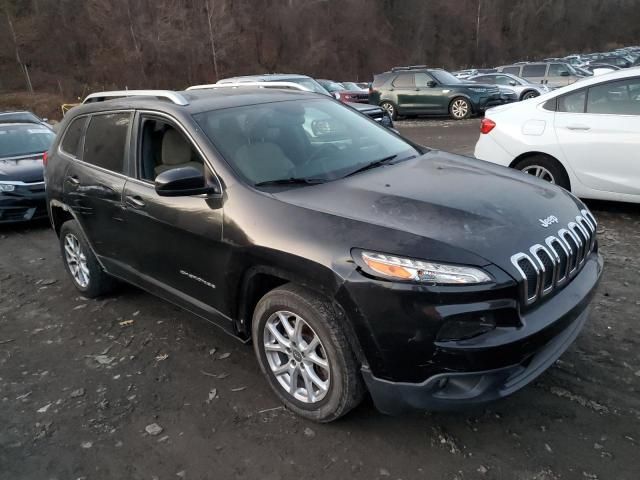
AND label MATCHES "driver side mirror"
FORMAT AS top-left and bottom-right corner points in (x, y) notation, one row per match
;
(560, 71), (570, 77)
(426, 80), (437, 88)
(155, 166), (218, 197)
(509, 80), (517, 86)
